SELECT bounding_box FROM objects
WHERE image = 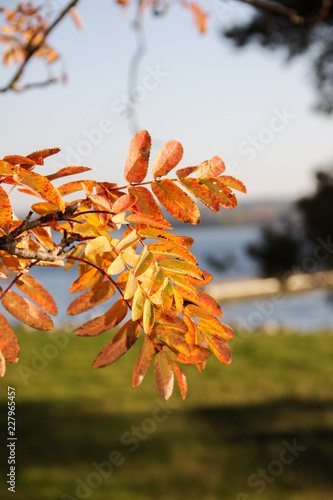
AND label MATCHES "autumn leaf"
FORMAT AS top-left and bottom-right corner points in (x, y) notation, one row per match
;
(142, 298), (155, 334)
(128, 185), (164, 218)
(112, 194), (136, 214)
(151, 140), (183, 179)
(154, 351), (174, 400)
(92, 320), (140, 368)
(172, 363), (187, 400)
(0, 312), (19, 363)
(13, 168), (65, 212)
(218, 175), (247, 193)
(123, 271), (138, 300)
(74, 298), (128, 336)
(67, 281), (116, 315)
(85, 236), (111, 256)
(147, 242), (197, 264)
(132, 286), (146, 321)
(176, 286), (223, 317)
(0, 185), (12, 234)
(134, 246), (154, 277)
(159, 259), (204, 280)
(46, 166), (91, 182)
(2, 291), (53, 331)
(200, 178), (237, 209)
(126, 213), (172, 229)
(138, 227), (193, 249)
(27, 148), (61, 165)
(15, 275), (58, 315)
(69, 267), (104, 293)
(180, 177), (220, 212)
(203, 334), (232, 364)
(132, 335), (156, 388)
(197, 156), (225, 179)
(152, 179), (200, 224)
(124, 130), (151, 183)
